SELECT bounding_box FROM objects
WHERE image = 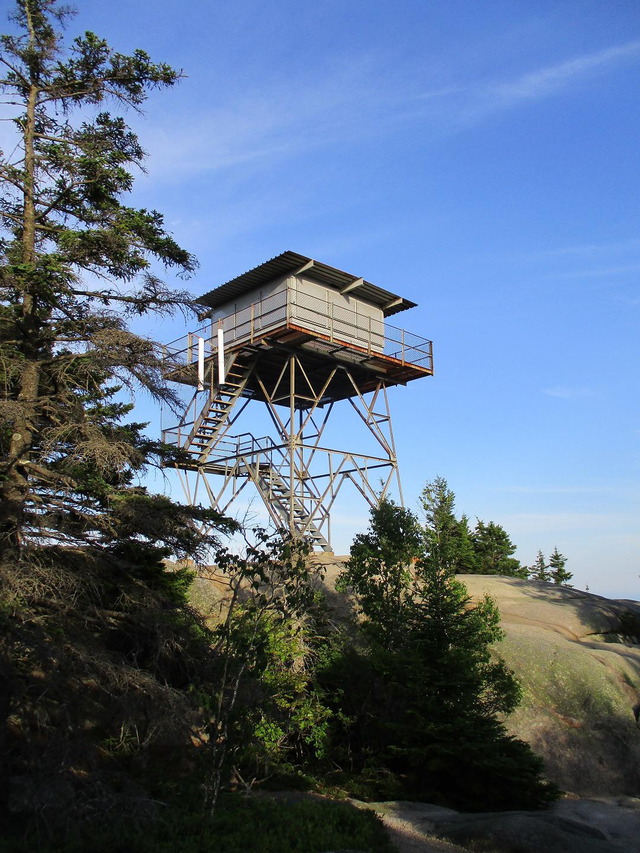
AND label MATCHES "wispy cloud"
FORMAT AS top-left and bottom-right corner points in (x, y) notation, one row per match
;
(485, 39), (640, 105)
(140, 56), (382, 180)
(140, 37), (640, 183)
(542, 238), (640, 258)
(545, 264), (640, 280)
(433, 38), (640, 128)
(542, 386), (599, 399)
(502, 484), (615, 495)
